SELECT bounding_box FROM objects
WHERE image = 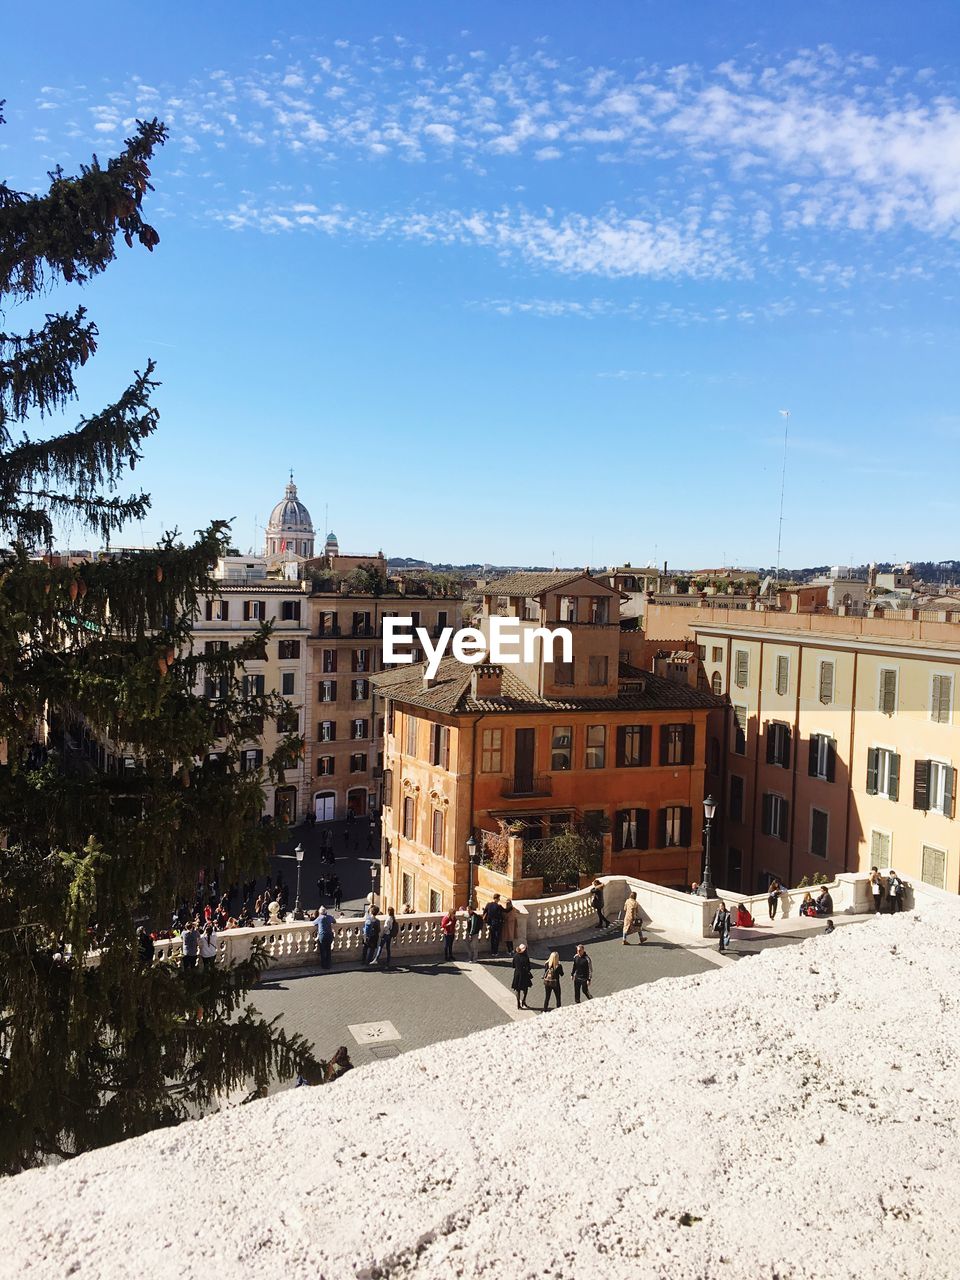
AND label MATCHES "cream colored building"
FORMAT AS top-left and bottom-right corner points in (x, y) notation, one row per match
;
(646, 603), (960, 894)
